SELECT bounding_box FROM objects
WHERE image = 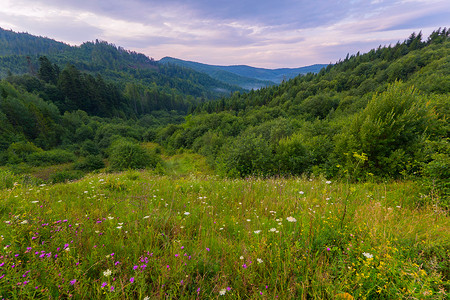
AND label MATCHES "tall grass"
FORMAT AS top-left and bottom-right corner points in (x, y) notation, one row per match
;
(0, 172), (448, 299)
